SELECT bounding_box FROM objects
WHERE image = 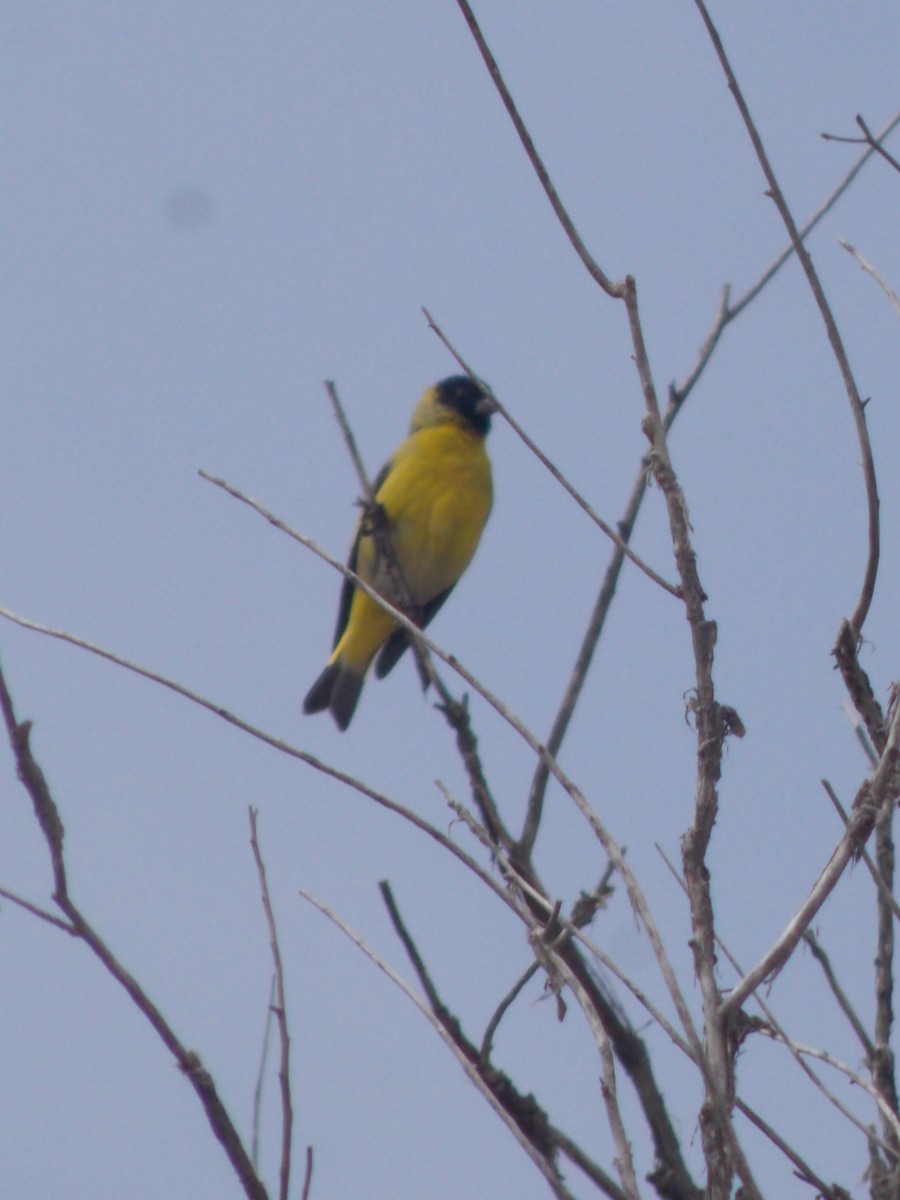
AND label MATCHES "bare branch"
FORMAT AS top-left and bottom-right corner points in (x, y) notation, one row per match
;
(249, 809), (294, 1200)
(453, 0), (621, 297)
(692, 0), (880, 636)
(0, 658), (270, 1200)
(823, 113), (900, 175)
(300, 1147), (314, 1200)
(839, 240), (900, 320)
(735, 1098), (851, 1200)
(803, 930), (874, 1057)
(549, 952), (642, 1200)
(768, 1033), (900, 1146)
(300, 888), (580, 1200)
(251, 976), (277, 1170)
(659, 843), (900, 1164)
(422, 309), (681, 599)
(0, 885), (76, 933)
(821, 779), (900, 920)
(0, 606), (523, 927)
(721, 697), (900, 1020)
(873, 797), (900, 1152)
